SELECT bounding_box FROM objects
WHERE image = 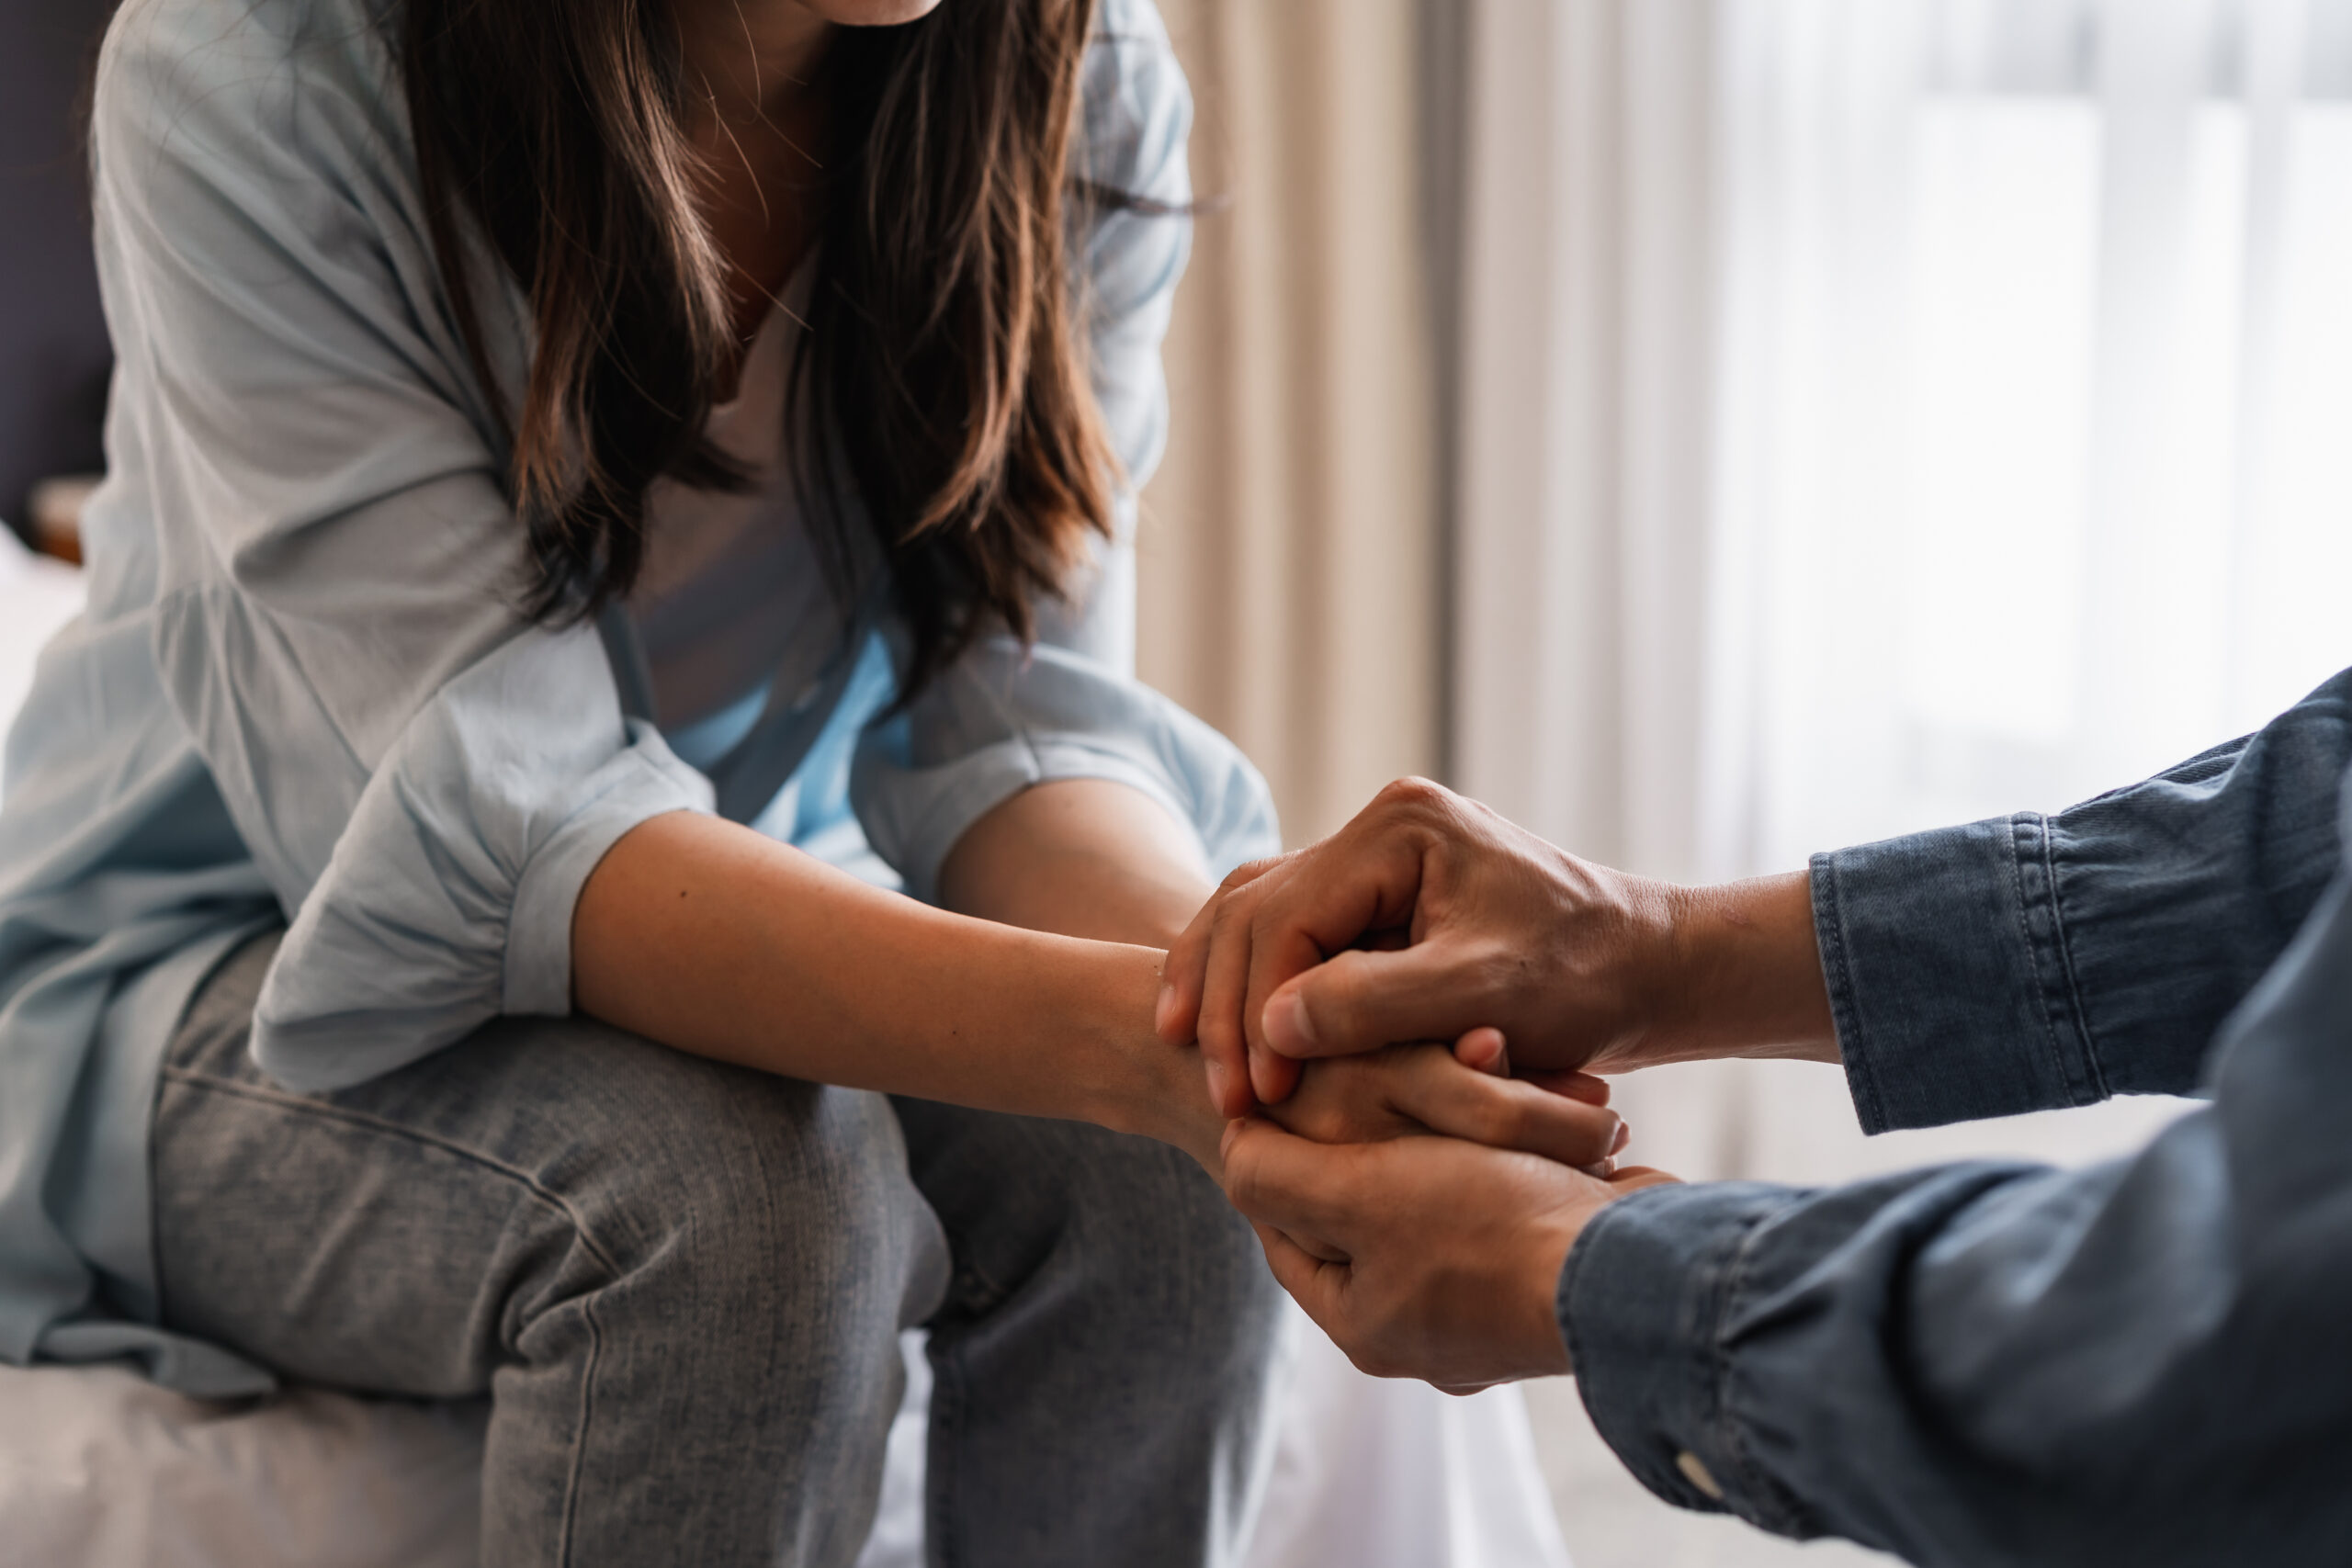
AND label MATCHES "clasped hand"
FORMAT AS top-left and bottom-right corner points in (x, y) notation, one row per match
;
(1151, 778), (1832, 1391)
(1224, 1039), (1673, 1393)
